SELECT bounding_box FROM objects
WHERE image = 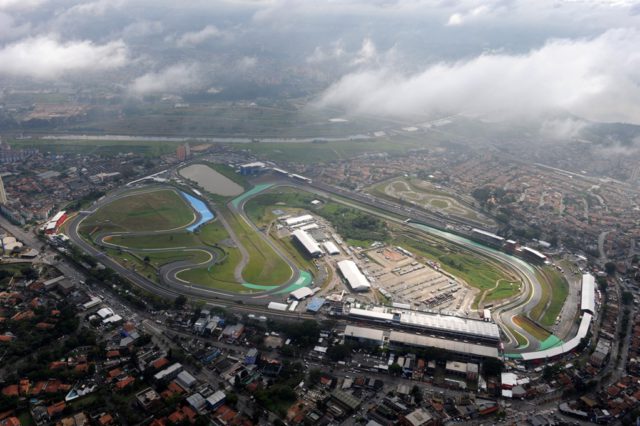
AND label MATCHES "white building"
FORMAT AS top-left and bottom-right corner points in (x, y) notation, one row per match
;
(292, 229), (322, 257)
(337, 260), (371, 292)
